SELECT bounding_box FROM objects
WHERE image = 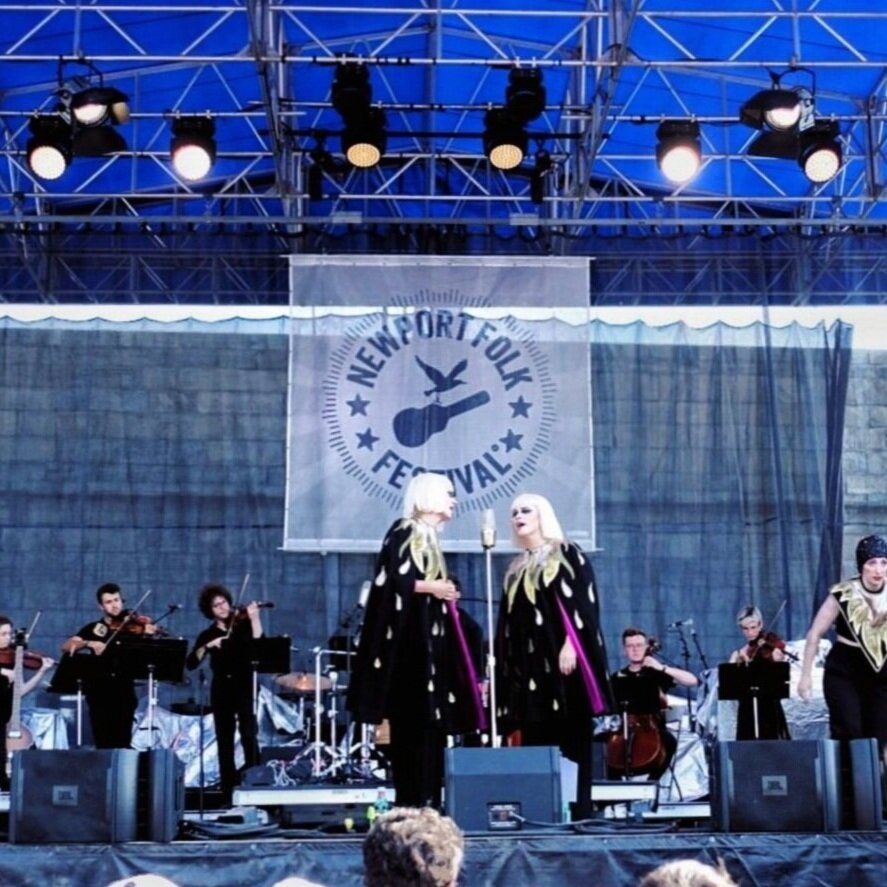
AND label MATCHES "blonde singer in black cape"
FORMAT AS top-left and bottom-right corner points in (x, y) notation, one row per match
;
(496, 493), (614, 819)
(346, 472), (486, 808)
